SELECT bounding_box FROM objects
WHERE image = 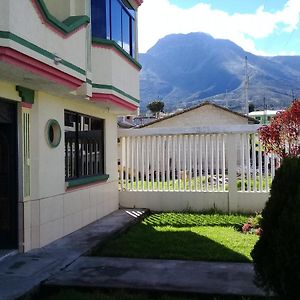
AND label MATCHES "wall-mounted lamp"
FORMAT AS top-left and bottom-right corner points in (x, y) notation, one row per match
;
(53, 54), (62, 65)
